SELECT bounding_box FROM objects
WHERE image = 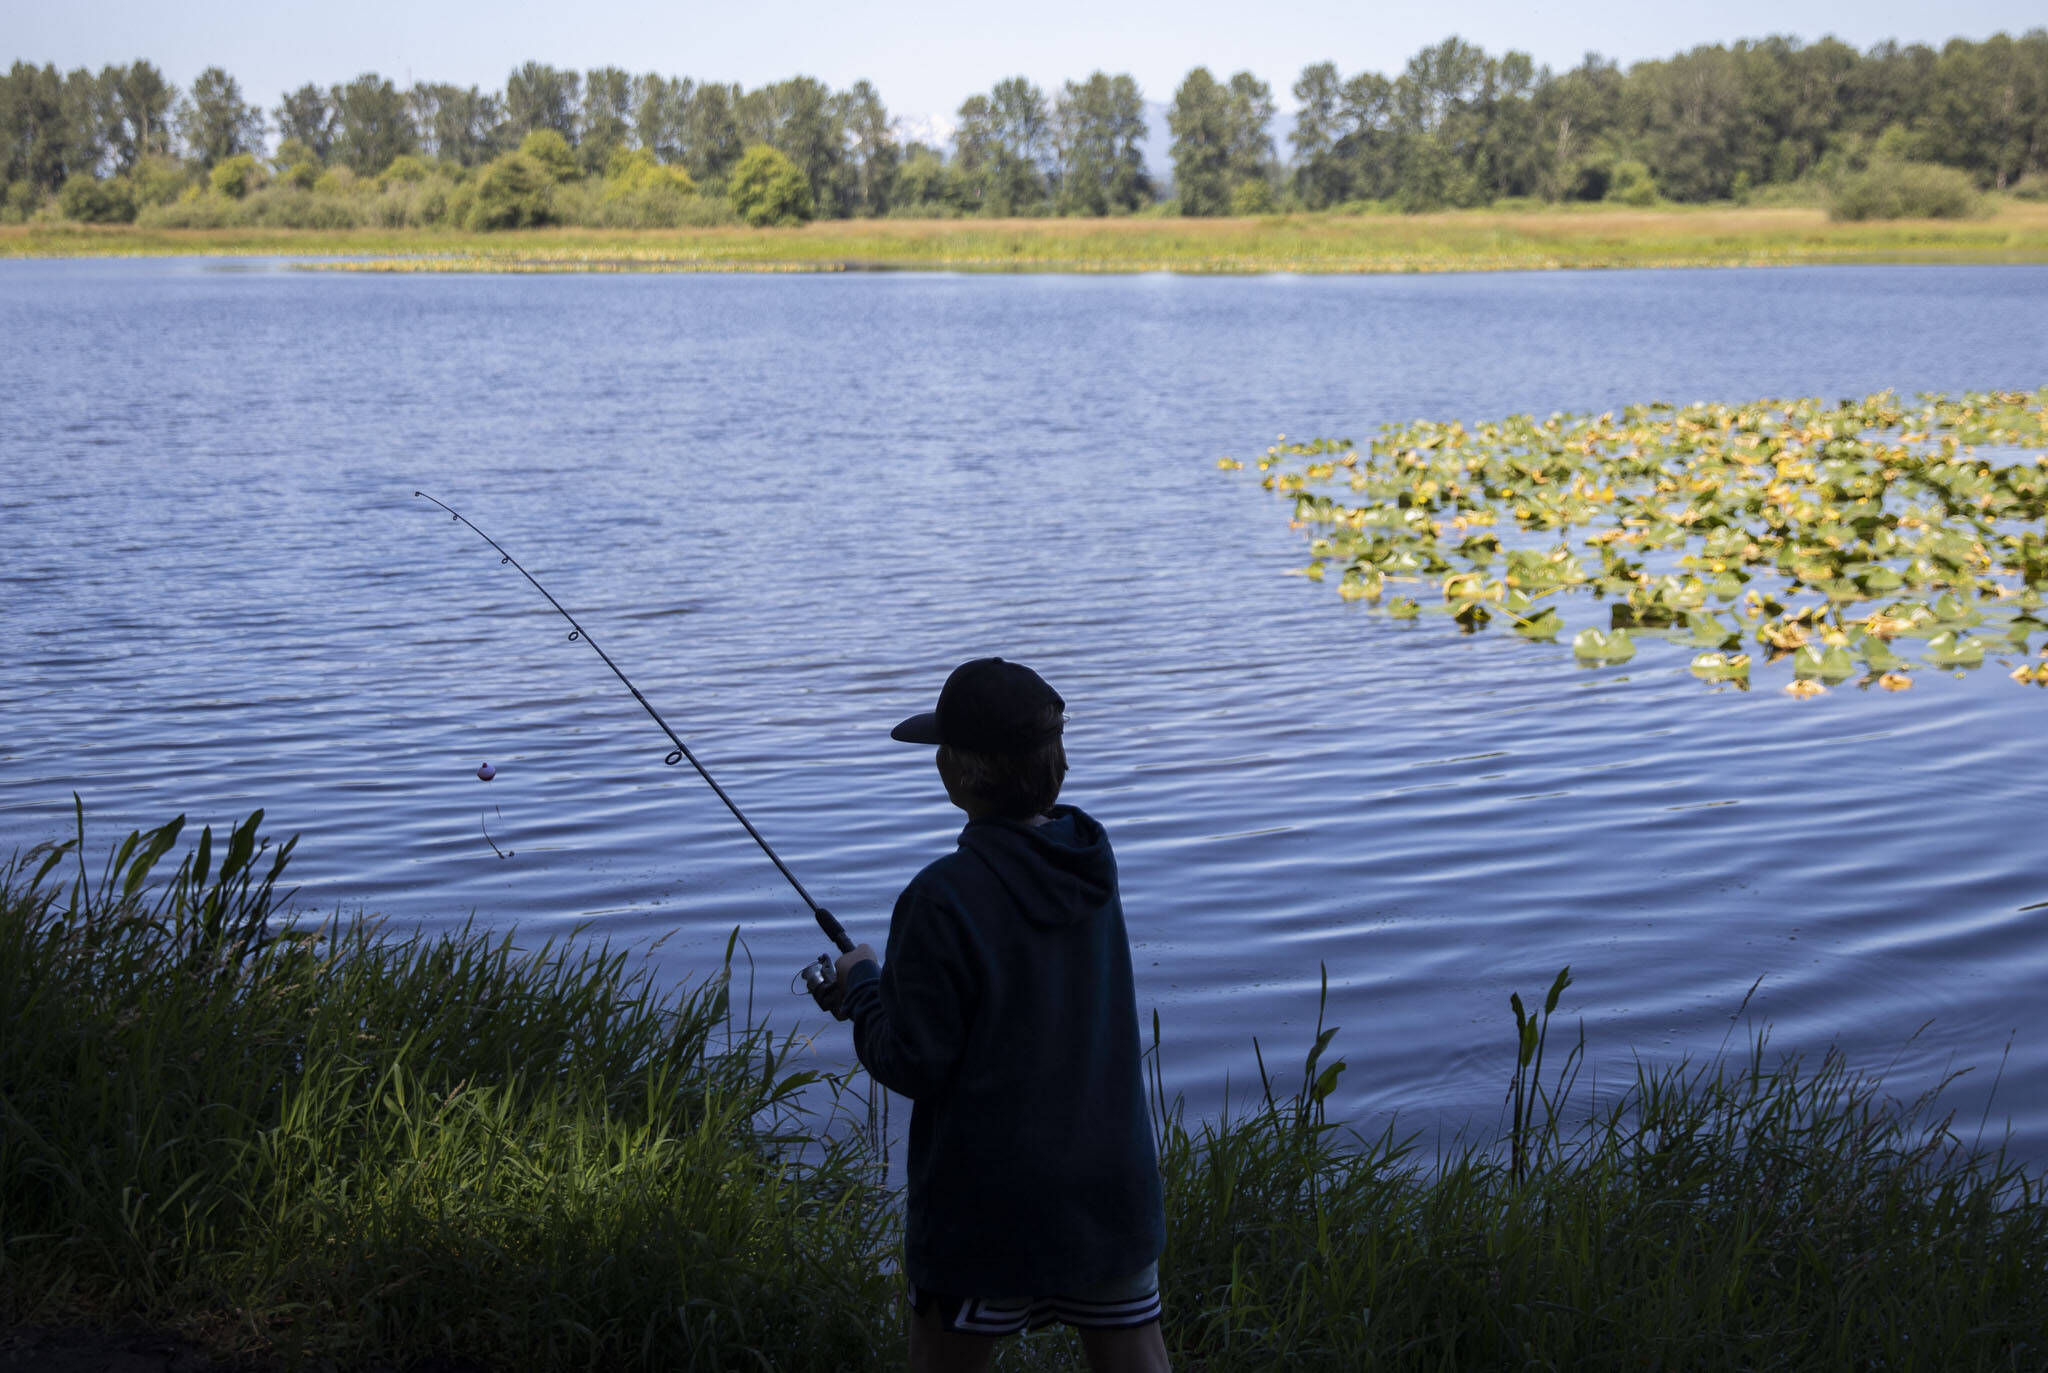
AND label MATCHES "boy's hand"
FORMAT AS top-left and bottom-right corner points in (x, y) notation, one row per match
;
(835, 944), (878, 984)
